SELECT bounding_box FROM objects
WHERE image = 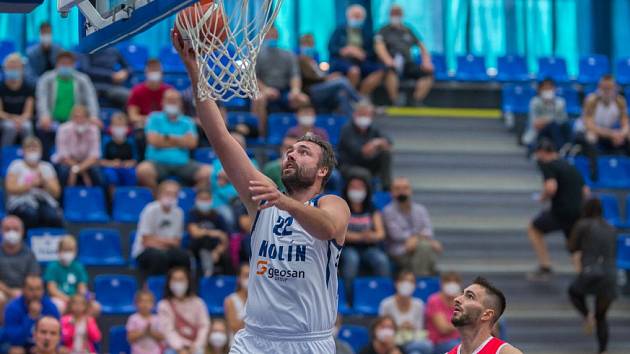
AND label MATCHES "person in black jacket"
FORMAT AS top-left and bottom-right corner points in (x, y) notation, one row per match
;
(84, 46), (131, 109)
